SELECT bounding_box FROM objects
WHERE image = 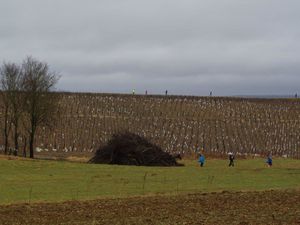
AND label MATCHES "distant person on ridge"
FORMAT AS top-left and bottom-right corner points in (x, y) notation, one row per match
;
(165, 90), (168, 96)
(132, 89), (135, 95)
(198, 153), (205, 167)
(228, 152), (235, 167)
